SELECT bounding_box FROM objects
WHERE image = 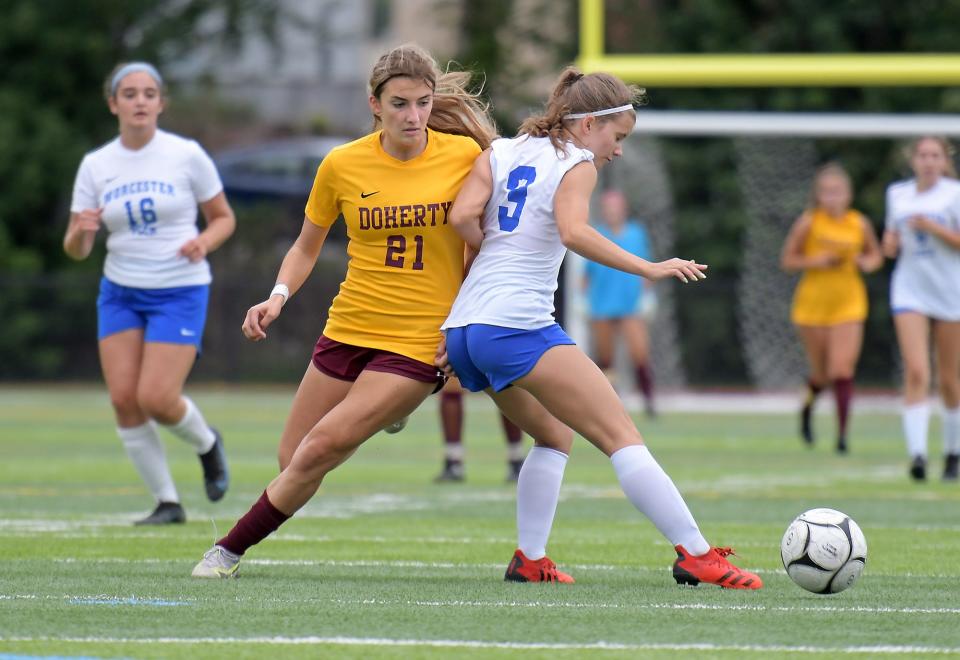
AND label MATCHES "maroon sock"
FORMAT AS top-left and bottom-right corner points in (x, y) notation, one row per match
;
(217, 490), (290, 556)
(500, 413), (523, 445)
(634, 364), (654, 402)
(440, 391), (463, 446)
(833, 377), (853, 438)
